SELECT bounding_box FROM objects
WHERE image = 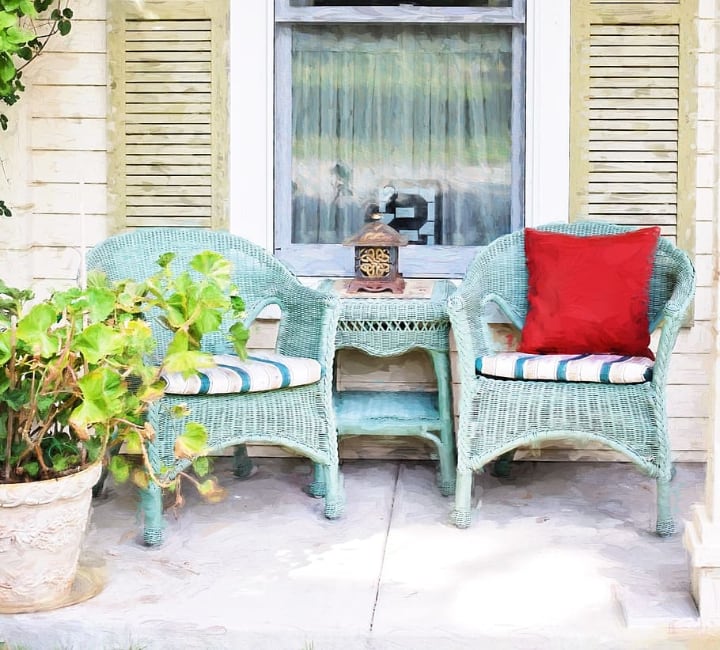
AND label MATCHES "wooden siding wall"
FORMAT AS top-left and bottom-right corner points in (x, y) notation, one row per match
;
(0, 0), (714, 461)
(11, 0), (109, 297)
